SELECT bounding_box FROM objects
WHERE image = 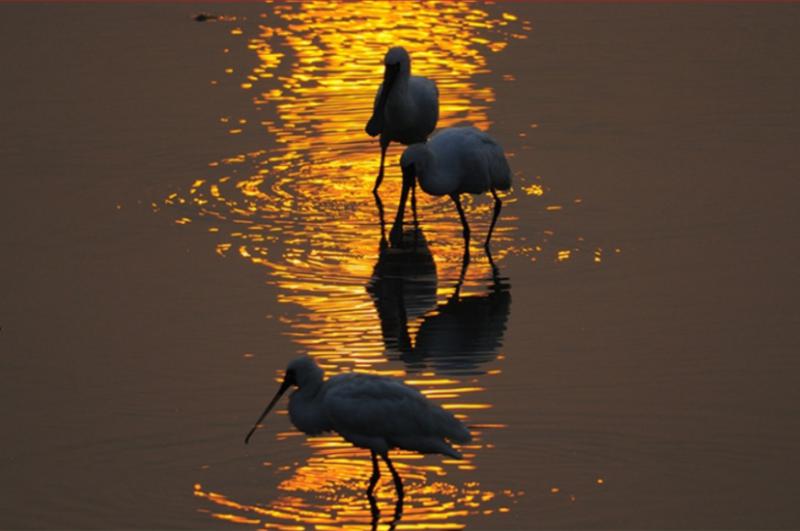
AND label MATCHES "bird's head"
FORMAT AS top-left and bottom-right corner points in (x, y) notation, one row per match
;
(244, 356), (323, 444)
(382, 47), (411, 94)
(401, 143), (433, 181)
(384, 46), (411, 75)
(285, 356), (324, 388)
